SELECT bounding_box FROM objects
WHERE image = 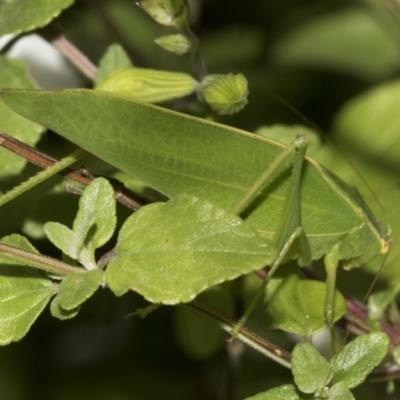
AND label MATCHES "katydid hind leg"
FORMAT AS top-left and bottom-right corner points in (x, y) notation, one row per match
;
(230, 135), (312, 337)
